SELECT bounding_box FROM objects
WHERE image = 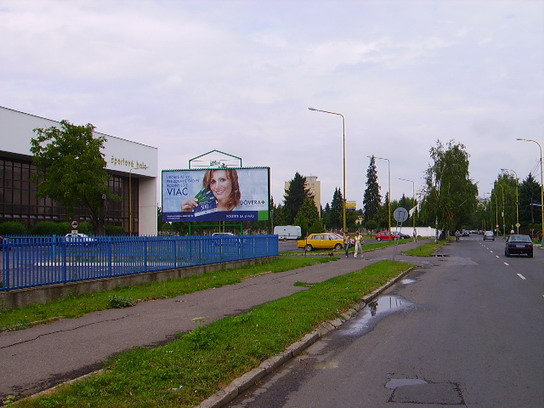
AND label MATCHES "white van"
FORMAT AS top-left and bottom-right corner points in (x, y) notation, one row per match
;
(273, 225), (301, 240)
